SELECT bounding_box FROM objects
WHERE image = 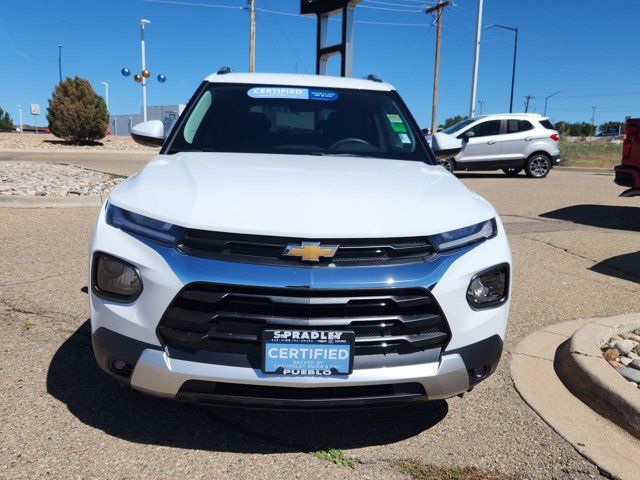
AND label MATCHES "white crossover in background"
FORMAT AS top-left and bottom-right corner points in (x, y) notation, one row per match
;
(428, 113), (561, 177)
(90, 71), (512, 408)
